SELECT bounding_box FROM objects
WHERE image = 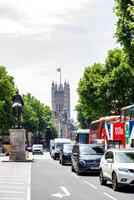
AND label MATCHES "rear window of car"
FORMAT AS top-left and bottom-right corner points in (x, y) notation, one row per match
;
(63, 145), (73, 151)
(80, 145), (104, 155)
